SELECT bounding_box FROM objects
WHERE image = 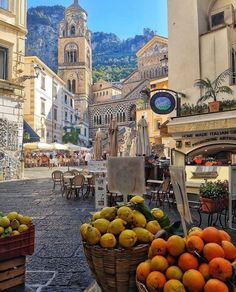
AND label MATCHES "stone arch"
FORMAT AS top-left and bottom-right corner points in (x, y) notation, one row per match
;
(65, 43), (78, 63)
